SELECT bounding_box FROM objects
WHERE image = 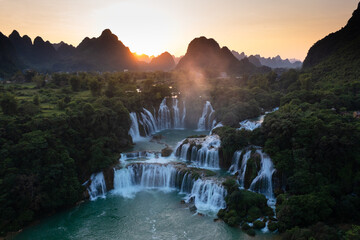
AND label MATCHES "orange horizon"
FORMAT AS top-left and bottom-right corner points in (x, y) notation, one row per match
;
(0, 0), (358, 60)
